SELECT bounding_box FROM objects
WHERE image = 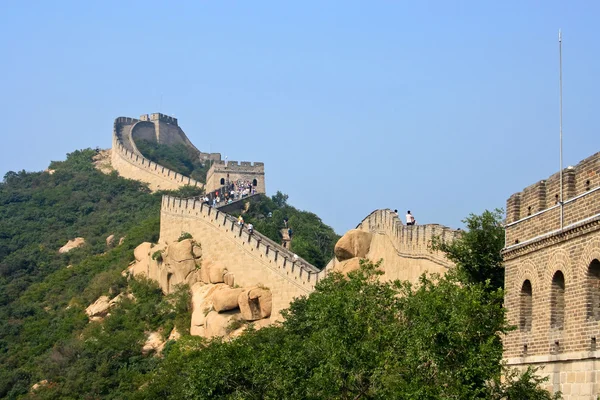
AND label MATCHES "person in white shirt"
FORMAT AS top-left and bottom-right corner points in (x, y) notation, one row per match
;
(247, 223), (254, 234)
(406, 210), (416, 226)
